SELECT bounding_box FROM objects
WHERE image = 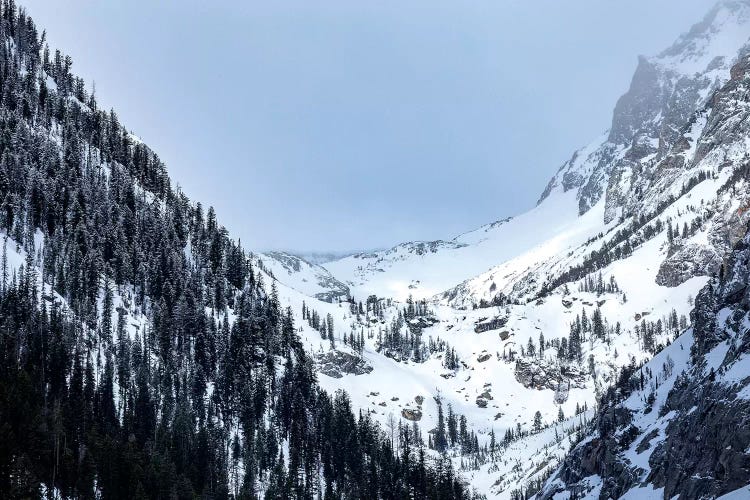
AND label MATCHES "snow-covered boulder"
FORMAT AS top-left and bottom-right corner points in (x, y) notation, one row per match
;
(316, 350), (373, 378)
(514, 358), (587, 392)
